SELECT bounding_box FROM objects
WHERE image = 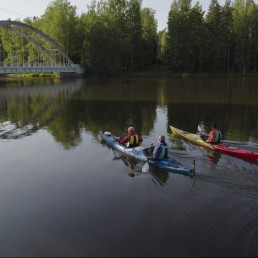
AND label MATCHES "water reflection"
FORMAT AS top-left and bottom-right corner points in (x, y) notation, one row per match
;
(0, 78), (82, 143)
(167, 103), (258, 144)
(111, 149), (139, 170)
(101, 139), (171, 184)
(1, 77), (258, 257)
(0, 77), (258, 150)
(206, 151), (222, 165)
(150, 168), (169, 186)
